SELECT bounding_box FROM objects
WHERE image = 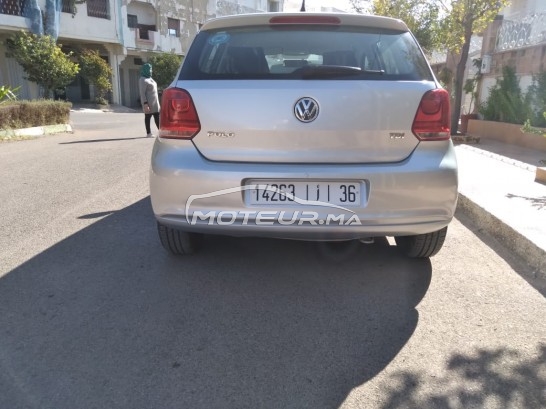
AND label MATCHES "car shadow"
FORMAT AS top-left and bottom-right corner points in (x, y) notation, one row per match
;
(59, 137), (151, 144)
(0, 198), (432, 409)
